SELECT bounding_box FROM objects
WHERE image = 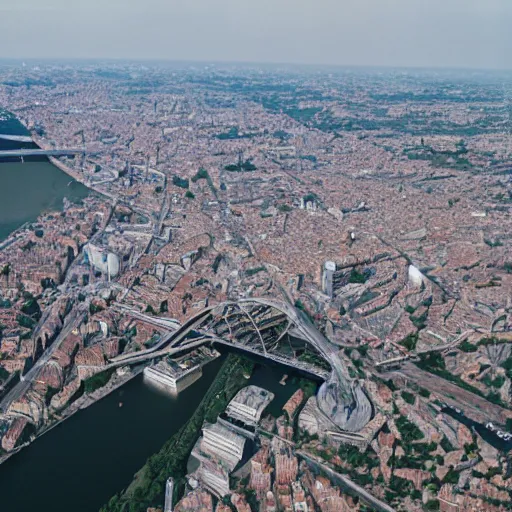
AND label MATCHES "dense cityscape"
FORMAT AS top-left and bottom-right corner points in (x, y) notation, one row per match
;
(0, 61), (511, 512)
